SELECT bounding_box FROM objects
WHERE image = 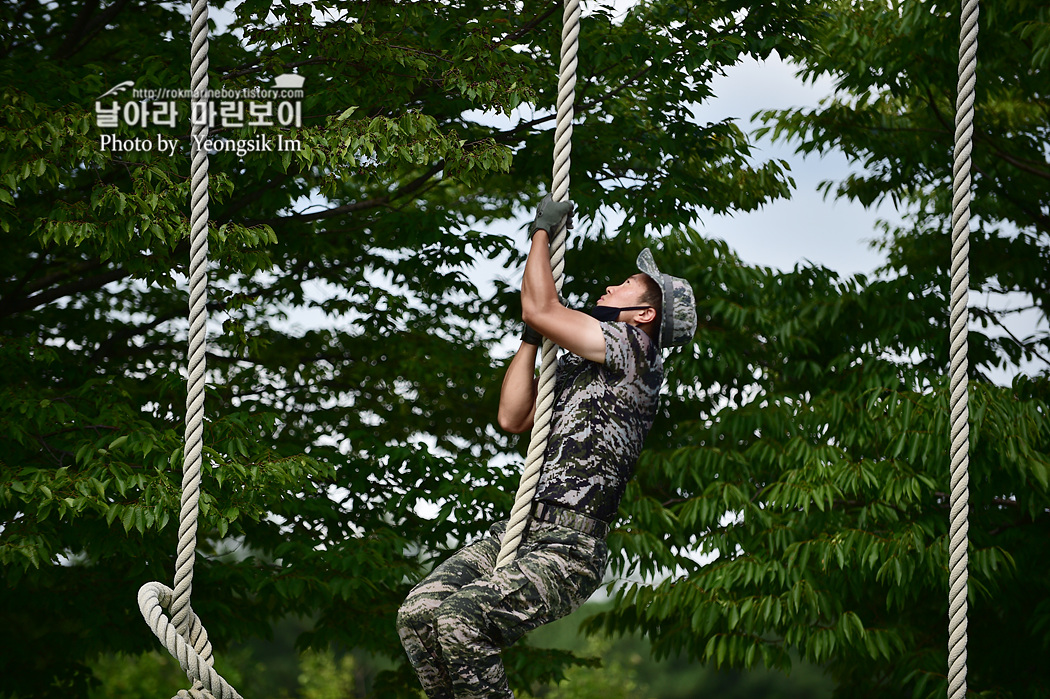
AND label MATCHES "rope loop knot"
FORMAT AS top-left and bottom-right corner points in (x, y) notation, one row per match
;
(138, 582), (242, 699)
